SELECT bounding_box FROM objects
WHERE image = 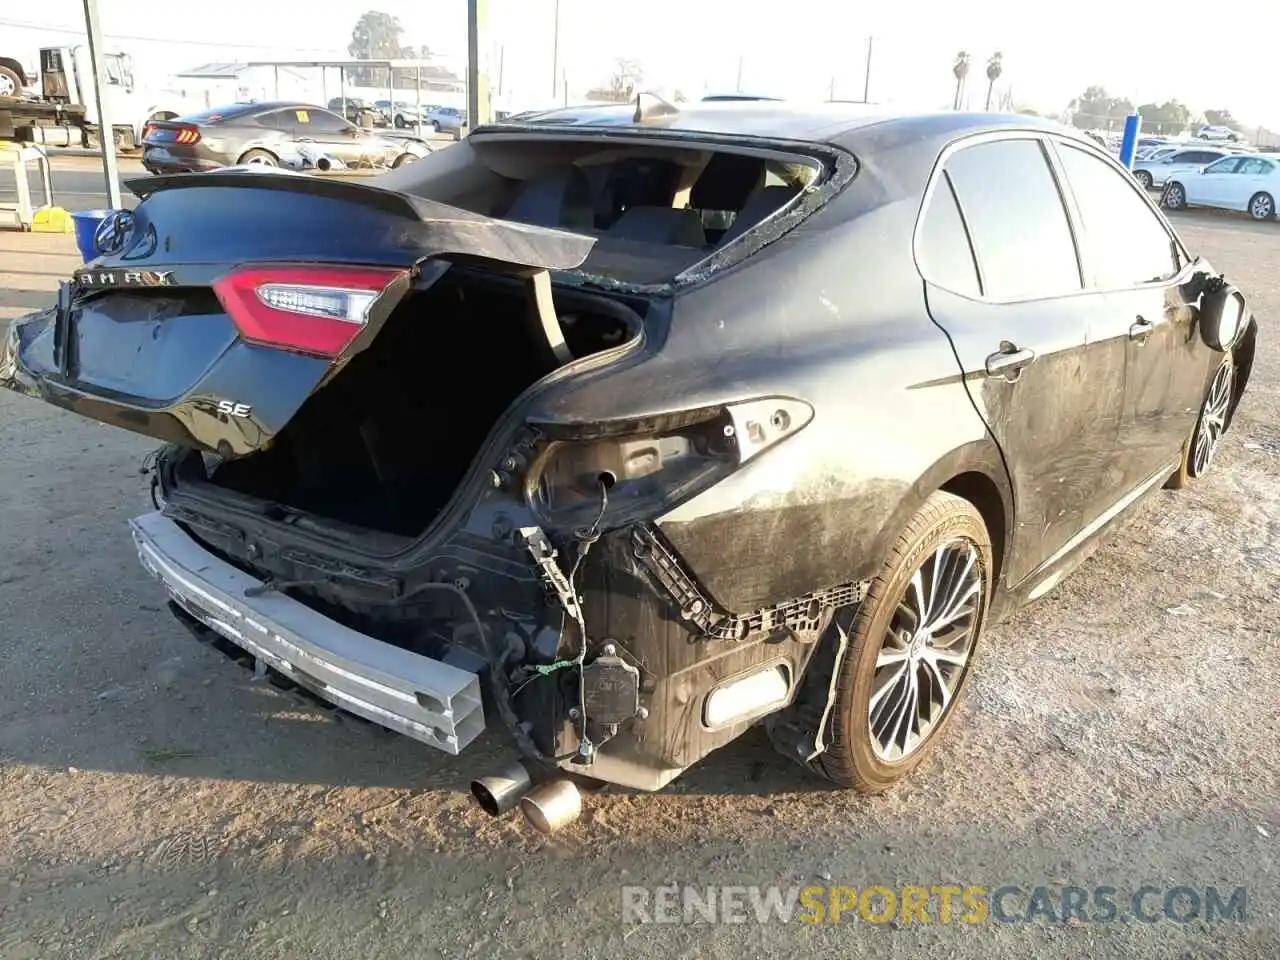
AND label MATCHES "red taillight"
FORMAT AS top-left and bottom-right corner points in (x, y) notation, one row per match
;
(212, 265), (409, 358)
(174, 126), (201, 144)
(142, 122), (157, 140)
